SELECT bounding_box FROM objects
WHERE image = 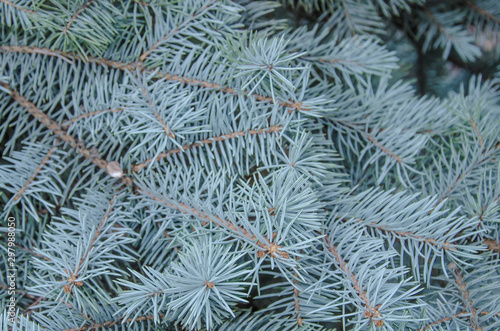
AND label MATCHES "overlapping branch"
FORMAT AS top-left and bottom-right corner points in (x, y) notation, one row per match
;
(132, 125), (283, 172)
(0, 82), (133, 185)
(14, 147), (57, 202)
